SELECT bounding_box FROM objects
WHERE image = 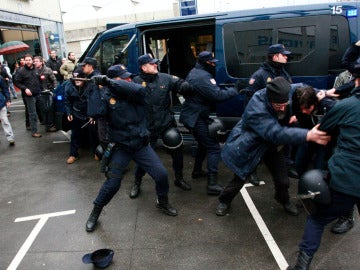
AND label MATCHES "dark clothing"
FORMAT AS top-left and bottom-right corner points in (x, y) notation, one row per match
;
(13, 64), (42, 97)
(220, 86), (309, 204)
(46, 57), (63, 82)
(87, 79), (170, 207)
(247, 61), (292, 94)
(38, 65), (57, 91)
(0, 75), (10, 108)
(341, 42), (360, 72)
(64, 80), (97, 121)
(180, 63), (238, 129)
(180, 62), (237, 175)
(296, 86), (360, 258)
(132, 72), (183, 135)
(319, 86), (360, 197)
